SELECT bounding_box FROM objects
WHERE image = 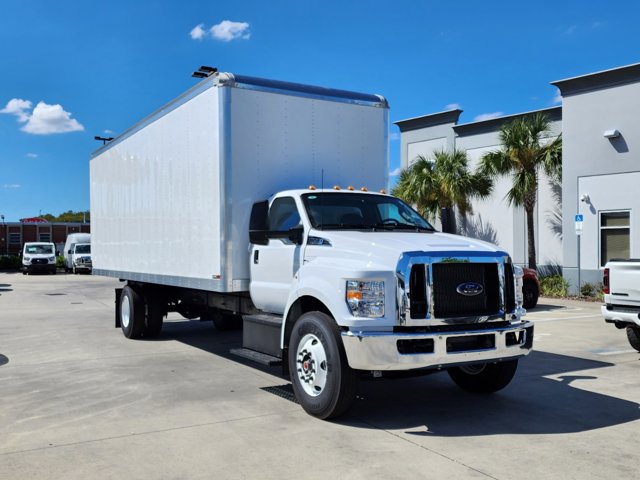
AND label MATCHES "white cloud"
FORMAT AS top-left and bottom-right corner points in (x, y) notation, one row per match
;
(190, 23), (206, 40)
(26, 153), (38, 158)
(1, 98), (84, 135)
(564, 25), (577, 35)
(210, 20), (250, 41)
(2, 184), (21, 189)
(552, 90), (562, 105)
(389, 132), (400, 141)
(103, 129), (114, 135)
(22, 102), (84, 135)
(473, 112), (503, 122)
(0, 98), (32, 122)
(389, 167), (401, 176)
(445, 103), (461, 110)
